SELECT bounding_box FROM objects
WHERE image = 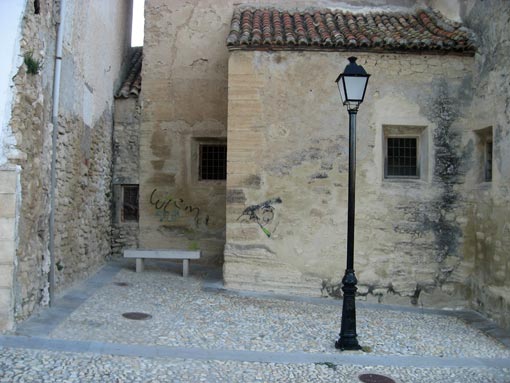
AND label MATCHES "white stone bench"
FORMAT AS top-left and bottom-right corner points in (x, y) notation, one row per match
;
(123, 249), (201, 277)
